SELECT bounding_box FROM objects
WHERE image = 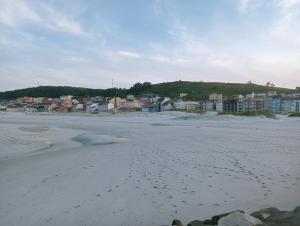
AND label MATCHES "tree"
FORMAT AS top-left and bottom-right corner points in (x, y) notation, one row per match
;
(266, 82), (275, 87)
